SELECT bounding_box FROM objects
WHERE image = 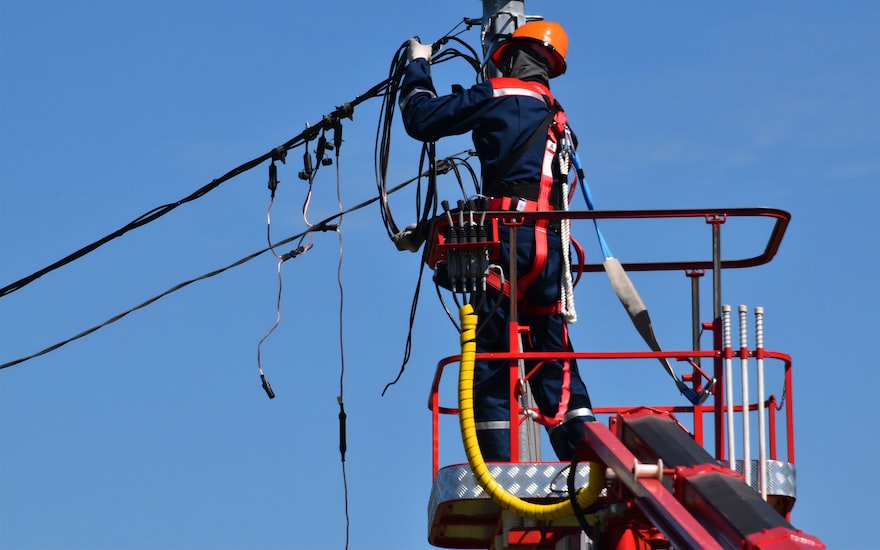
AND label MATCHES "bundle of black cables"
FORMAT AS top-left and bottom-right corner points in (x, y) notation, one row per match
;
(373, 28), (482, 242)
